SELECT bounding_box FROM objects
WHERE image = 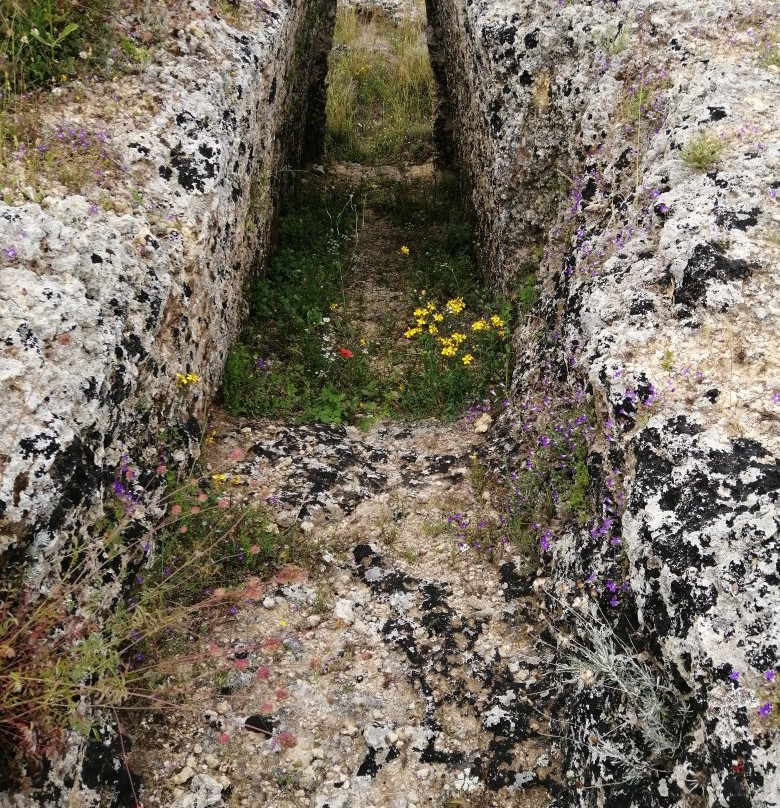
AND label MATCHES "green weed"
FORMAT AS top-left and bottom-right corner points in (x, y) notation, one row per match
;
(0, 0), (108, 93)
(221, 191), (392, 423)
(681, 132), (724, 170)
(223, 177), (508, 425)
(517, 272), (538, 315)
(603, 24), (630, 56)
(758, 42), (780, 69)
